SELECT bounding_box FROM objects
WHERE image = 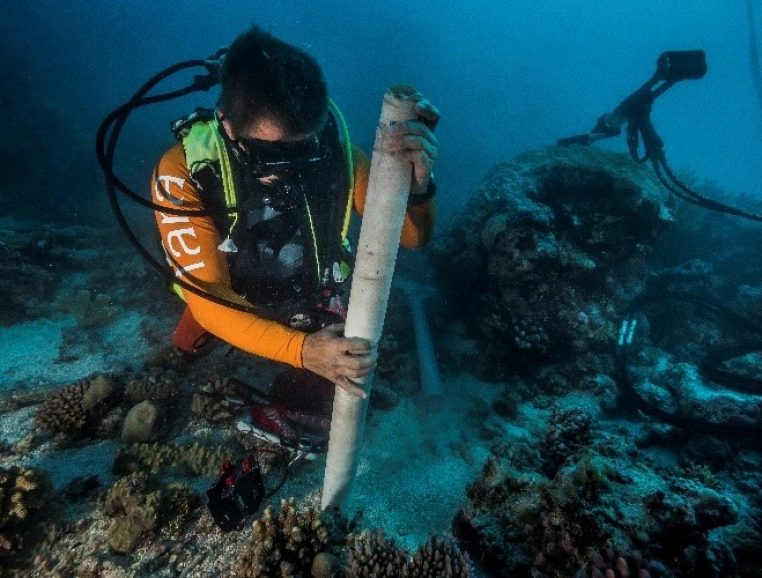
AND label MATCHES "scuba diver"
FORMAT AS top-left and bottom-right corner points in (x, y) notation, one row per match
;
(150, 25), (439, 443)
